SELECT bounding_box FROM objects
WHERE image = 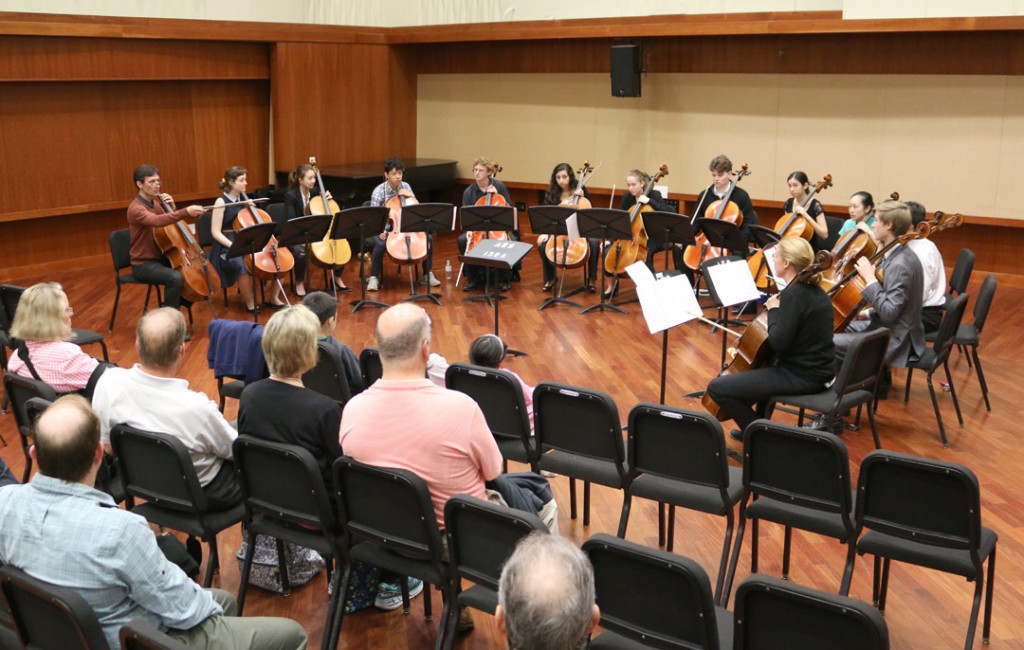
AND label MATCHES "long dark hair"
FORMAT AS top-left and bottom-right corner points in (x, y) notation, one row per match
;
(544, 163), (577, 205)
